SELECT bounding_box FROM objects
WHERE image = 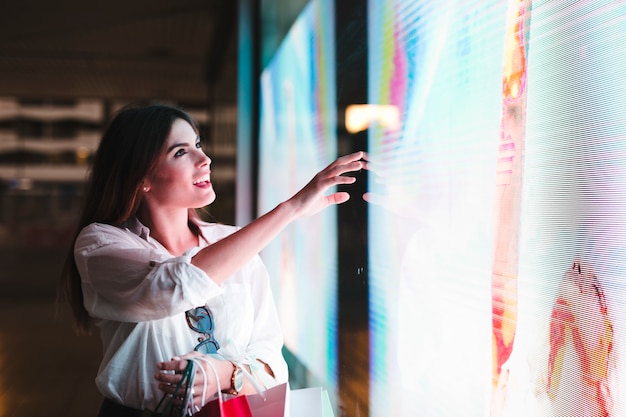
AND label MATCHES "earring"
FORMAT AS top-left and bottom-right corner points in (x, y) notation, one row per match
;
(142, 186), (149, 192)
